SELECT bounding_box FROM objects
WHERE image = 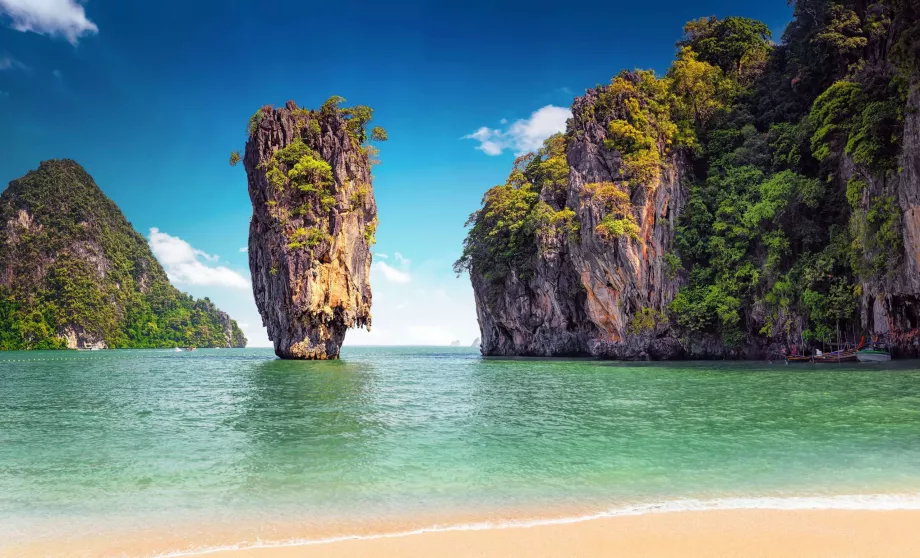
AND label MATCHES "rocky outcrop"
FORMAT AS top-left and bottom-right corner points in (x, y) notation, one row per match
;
(471, 77), (920, 360)
(0, 160), (247, 350)
(244, 100), (377, 359)
(471, 80), (700, 360)
(60, 325), (106, 350)
(203, 299), (248, 349)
